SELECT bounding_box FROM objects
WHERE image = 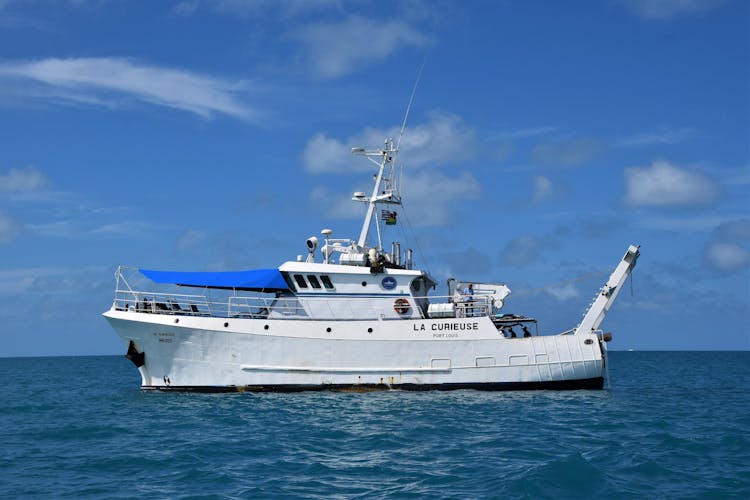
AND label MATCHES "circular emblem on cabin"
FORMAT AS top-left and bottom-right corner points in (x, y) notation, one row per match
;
(381, 276), (397, 290)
